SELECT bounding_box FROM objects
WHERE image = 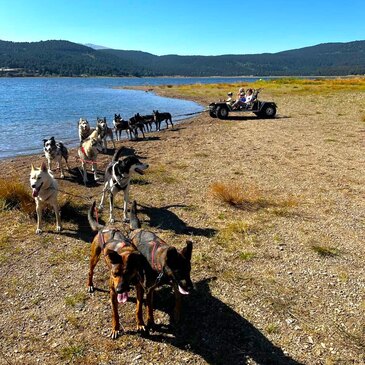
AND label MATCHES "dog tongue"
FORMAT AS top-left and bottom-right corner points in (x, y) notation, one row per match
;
(178, 285), (189, 295)
(32, 188), (39, 198)
(117, 292), (128, 304)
